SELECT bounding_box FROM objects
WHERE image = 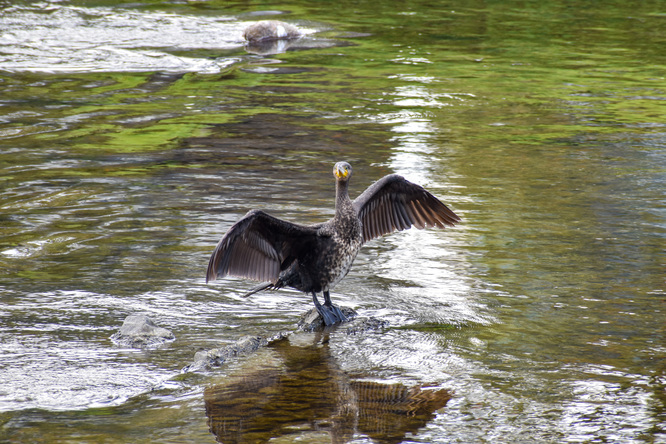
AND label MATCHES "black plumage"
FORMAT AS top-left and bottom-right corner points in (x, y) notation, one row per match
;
(206, 162), (460, 325)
